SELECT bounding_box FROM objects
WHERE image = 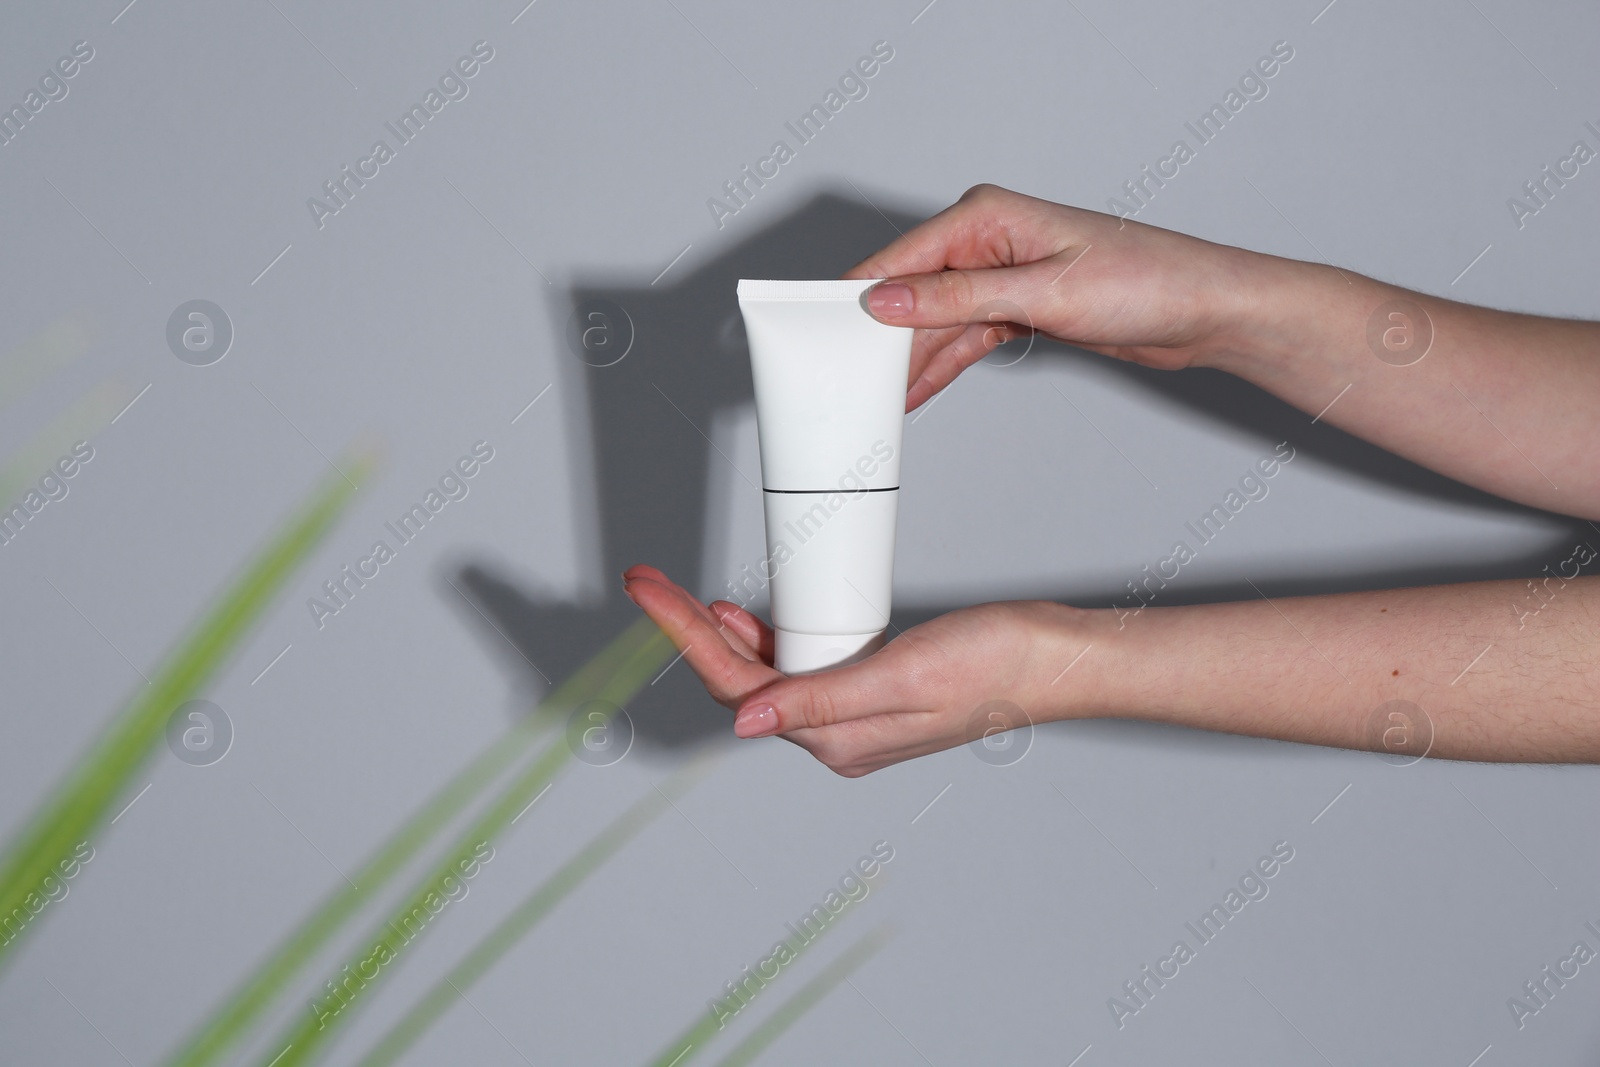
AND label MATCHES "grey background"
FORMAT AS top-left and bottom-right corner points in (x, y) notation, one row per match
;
(2, 0), (1598, 1063)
